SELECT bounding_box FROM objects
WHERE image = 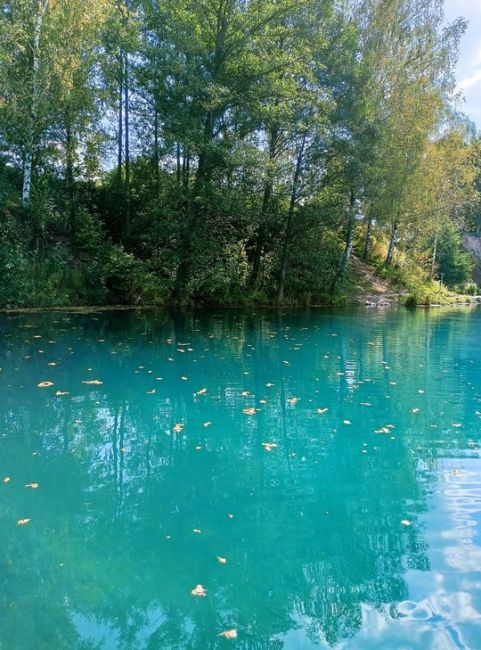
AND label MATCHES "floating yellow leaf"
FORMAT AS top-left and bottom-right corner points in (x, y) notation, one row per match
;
(262, 442), (278, 452)
(243, 408), (256, 416)
(82, 379), (103, 385)
(191, 584), (207, 597)
(25, 483), (39, 489)
(218, 630), (237, 639)
(37, 381), (54, 388)
(17, 518), (31, 526)
(217, 556), (227, 564)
